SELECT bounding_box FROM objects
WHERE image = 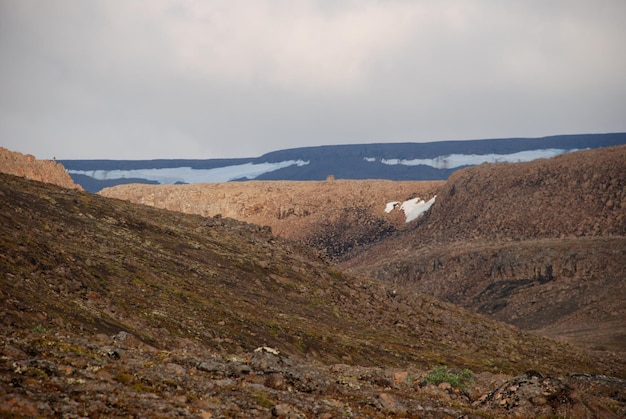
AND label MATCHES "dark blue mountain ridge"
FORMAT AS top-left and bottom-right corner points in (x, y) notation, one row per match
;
(60, 157), (256, 171)
(62, 133), (626, 192)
